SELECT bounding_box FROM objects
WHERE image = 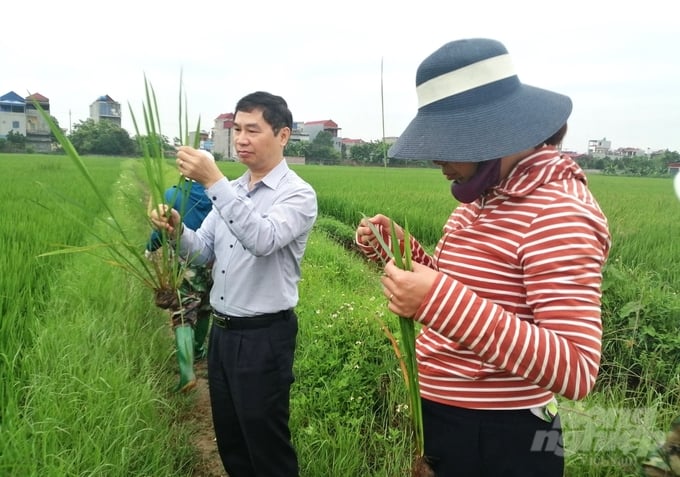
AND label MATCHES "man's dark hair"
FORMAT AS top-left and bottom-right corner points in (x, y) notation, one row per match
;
(235, 91), (293, 136)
